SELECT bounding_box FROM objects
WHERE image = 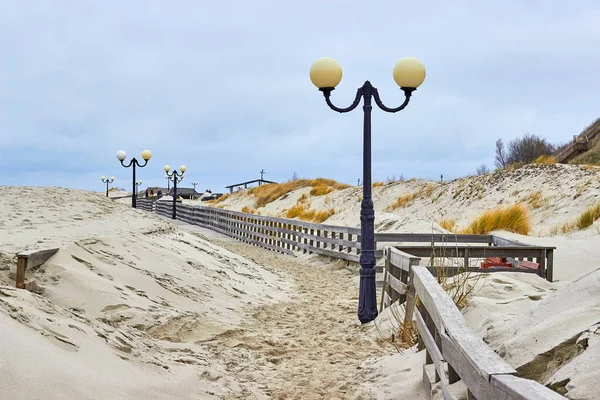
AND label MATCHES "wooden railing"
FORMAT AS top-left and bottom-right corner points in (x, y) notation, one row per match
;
(382, 247), (566, 399)
(175, 203), (362, 261)
(15, 248), (59, 291)
(133, 202), (556, 281)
